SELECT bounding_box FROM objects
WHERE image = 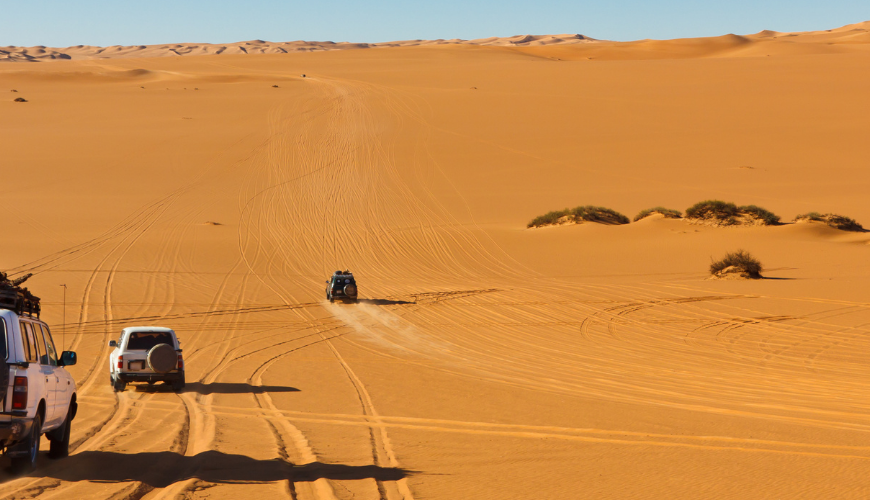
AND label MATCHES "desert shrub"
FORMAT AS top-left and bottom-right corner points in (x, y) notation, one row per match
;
(686, 200), (739, 221)
(13, 97), (26, 102)
(570, 206), (629, 225)
(796, 212), (824, 222)
(738, 205), (780, 225)
(686, 200), (779, 225)
(795, 213), (864, 231)
(633, 207), (682, 222)
(709, 250), (762, 278)
(527, 205), (629, 228)
(527, 209), (572, 228)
